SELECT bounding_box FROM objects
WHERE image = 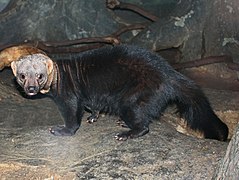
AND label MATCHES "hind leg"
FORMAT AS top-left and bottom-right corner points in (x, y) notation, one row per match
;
(115, 106), (150, 141)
